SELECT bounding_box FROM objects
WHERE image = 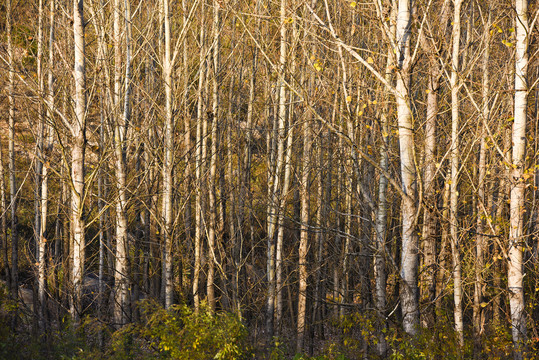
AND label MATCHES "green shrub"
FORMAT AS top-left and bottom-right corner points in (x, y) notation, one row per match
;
(99, 300), (251, 360)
